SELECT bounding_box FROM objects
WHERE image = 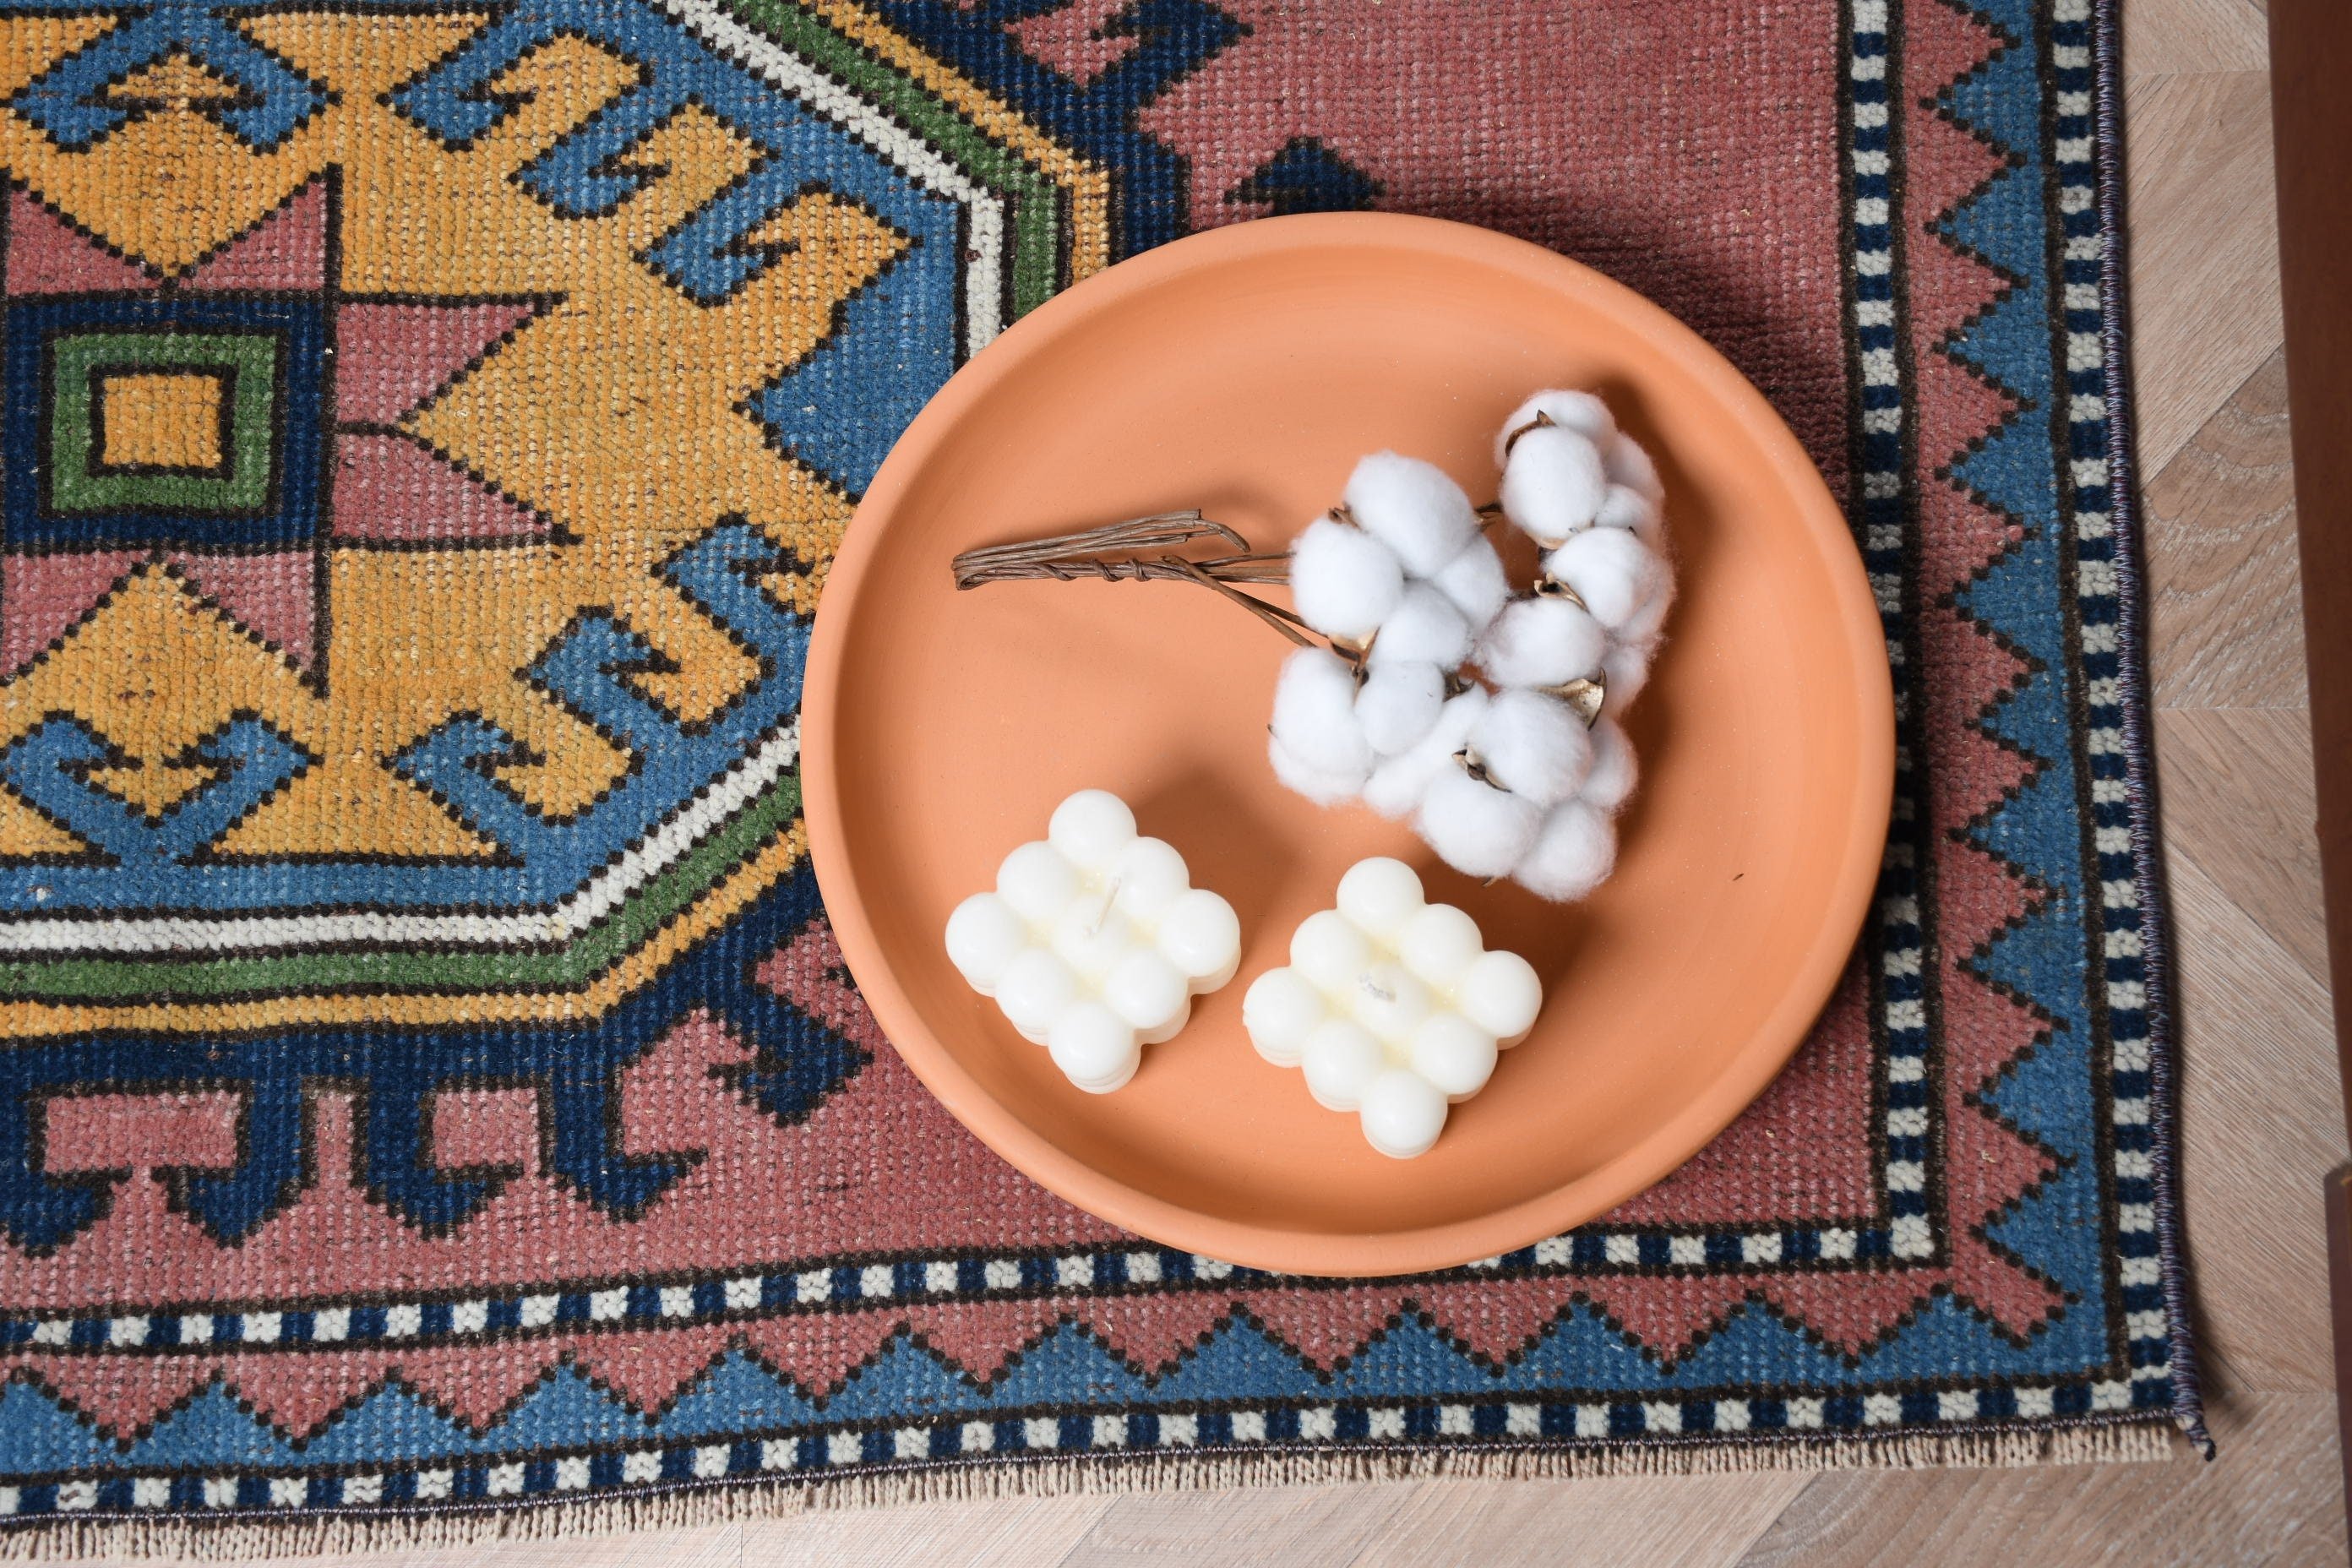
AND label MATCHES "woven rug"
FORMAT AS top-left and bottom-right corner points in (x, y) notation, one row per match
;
(0, 0), (2201, 1553)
